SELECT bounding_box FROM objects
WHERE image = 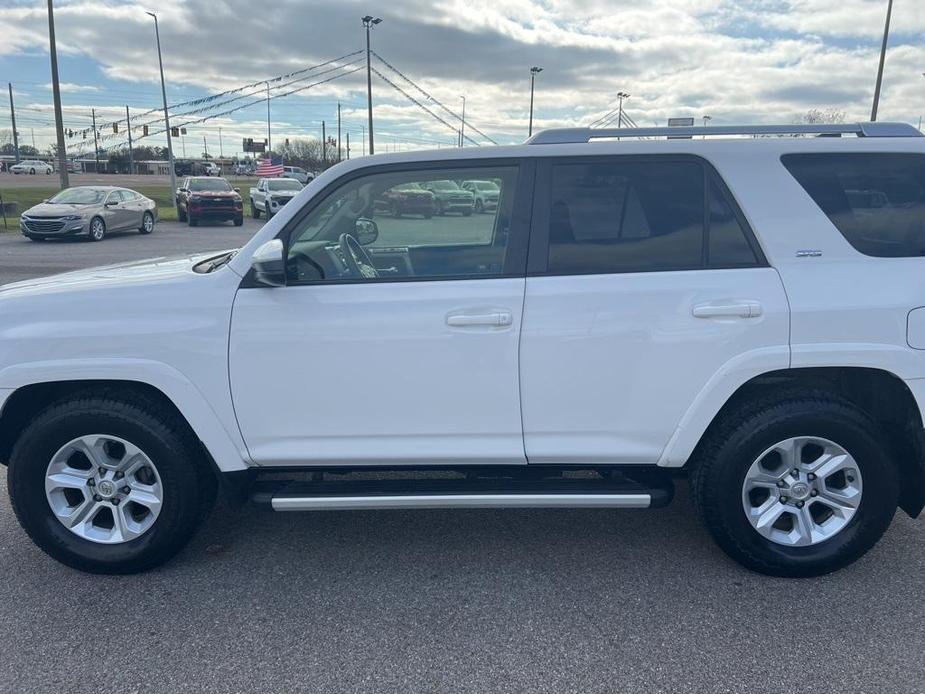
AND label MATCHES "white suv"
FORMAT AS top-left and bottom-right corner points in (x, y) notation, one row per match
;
(2, 122), (924, 576)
